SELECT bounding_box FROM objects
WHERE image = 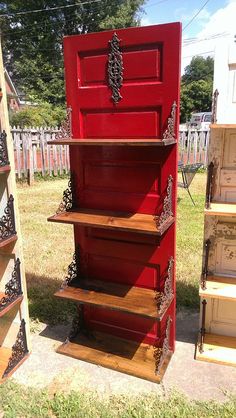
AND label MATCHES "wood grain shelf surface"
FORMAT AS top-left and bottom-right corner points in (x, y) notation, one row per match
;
(0, 347), (12, 382)
(48, 209), (174, 236)
(199, 276), (236, 300)
(47, 138), (176, 146)
(57, 331), (172, 383)
(0, 346), (29, 383)
(196, 333), (236, 367)
(0, 292), (23, 317)
(205, 202), (236, 216)
(55, 279), (170, 319)
(0, 235), (17, 249)
(0, 165), (10, 174)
